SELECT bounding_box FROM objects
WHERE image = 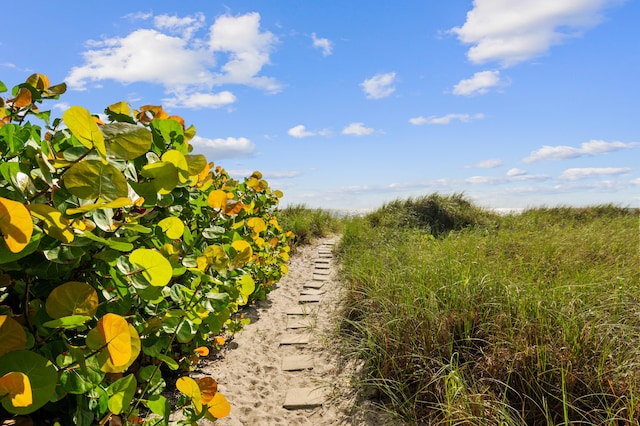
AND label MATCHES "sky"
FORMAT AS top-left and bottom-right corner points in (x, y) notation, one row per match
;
(1, 1), (638, 211)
